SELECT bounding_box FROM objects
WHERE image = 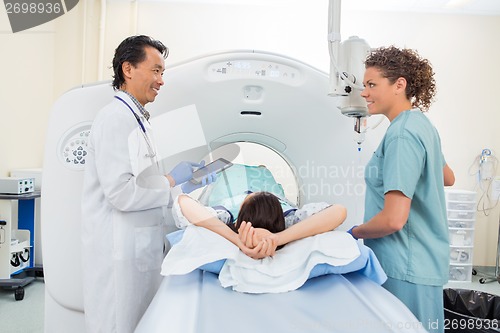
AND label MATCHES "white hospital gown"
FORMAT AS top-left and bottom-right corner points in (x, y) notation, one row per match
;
(172, 195), (331, 230)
